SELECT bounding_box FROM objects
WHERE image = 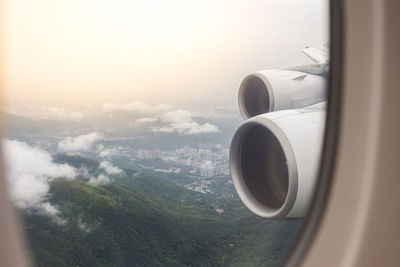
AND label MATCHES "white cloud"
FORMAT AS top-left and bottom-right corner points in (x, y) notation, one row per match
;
(102, 101), (151, 113)
(98, 149), (115, 158)
(88, 174), (110, 186)
(4, 105), (84, 121)
(162, 110), (193, 123)
(135, 117), (157, 124)
(121, 102), (152, 113)
(99, 161), (123, 175)
(3, 139), (76, 216)
(40, 107), (84, 120)
(186, 123), (219, 134)
(78, 215), (94, 233)
(152, 110), (219, 135)
(58, 132), (103, 152)
(102, 101), (173, 114)
(97, 145), (122, 158)
(81, 160), (121, 186)
(39, 202), (59, 216)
